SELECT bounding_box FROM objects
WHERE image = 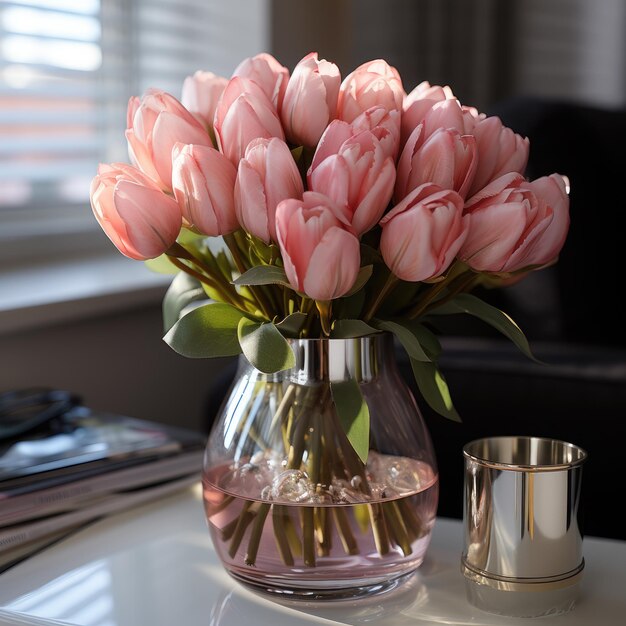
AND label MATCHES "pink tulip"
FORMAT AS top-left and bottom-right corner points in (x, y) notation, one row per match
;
(467, 115), (529, 197)
(171, 144), (238, 237)
(380, 183), (468, 282)
(213, 77), (285, 165)
(308, 130), (395, 235)
(395, 127), (477, 201)
(125, 89), (212, 191)
(460, 172), (569, 273)
(308, 119), (355, 173)
(420, 99), (467, 141)
(351, 106), (401, 160)
(231, 52), (289, 111)
(281, 52), (341, 147)
(275, 192), (360, 300)
(234, 138), (304, 243)
(402, 81), (455, 145)
(181, 71), (228, 130)
(90, 163), (181, 260)
(461, 105), (485, 133)
(337, 59), (405, 123)
(525, 174), (570, 267)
